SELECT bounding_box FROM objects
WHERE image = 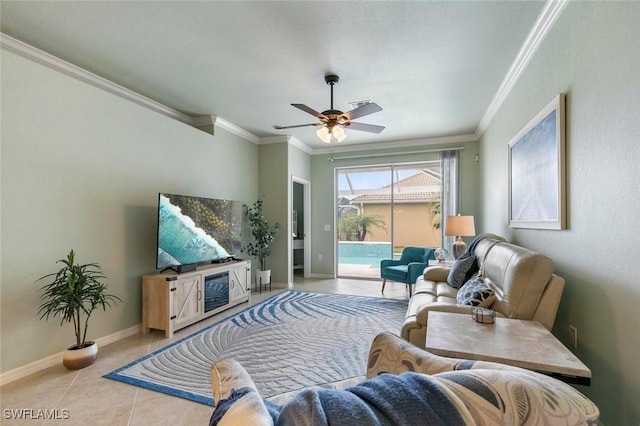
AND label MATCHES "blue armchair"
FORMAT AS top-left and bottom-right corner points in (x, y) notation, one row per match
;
(380, 247), (436, 296)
